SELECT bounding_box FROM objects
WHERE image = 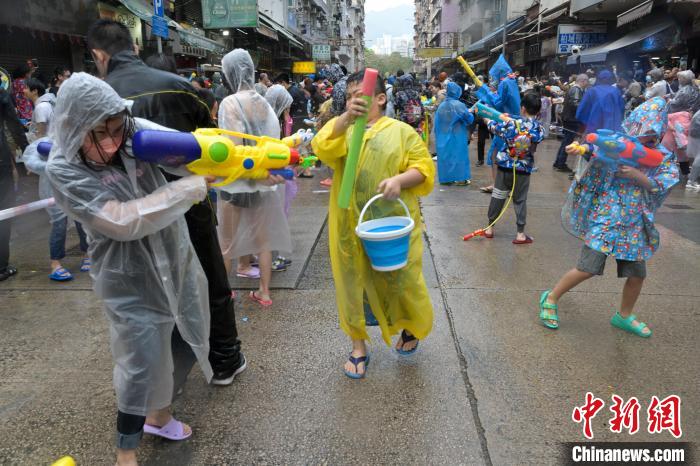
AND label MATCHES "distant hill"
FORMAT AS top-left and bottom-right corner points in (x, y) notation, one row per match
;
(365, 4), (415, 42)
